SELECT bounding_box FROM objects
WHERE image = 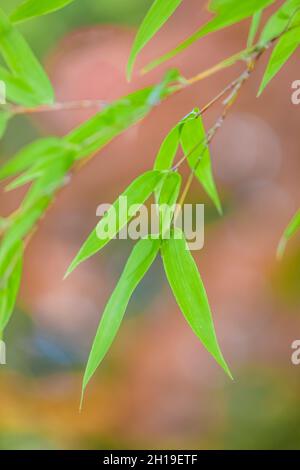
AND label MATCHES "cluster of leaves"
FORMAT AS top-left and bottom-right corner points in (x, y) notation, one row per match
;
(0, 0), (300, 401)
